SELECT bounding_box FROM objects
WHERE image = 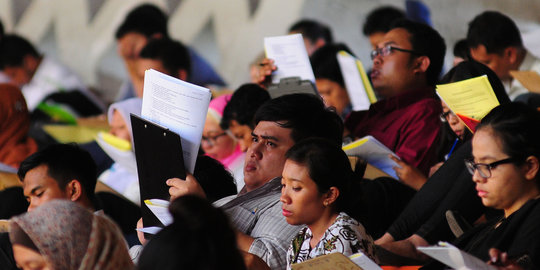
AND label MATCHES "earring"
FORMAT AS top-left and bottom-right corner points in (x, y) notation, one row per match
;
(323, 201), (329, 207)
